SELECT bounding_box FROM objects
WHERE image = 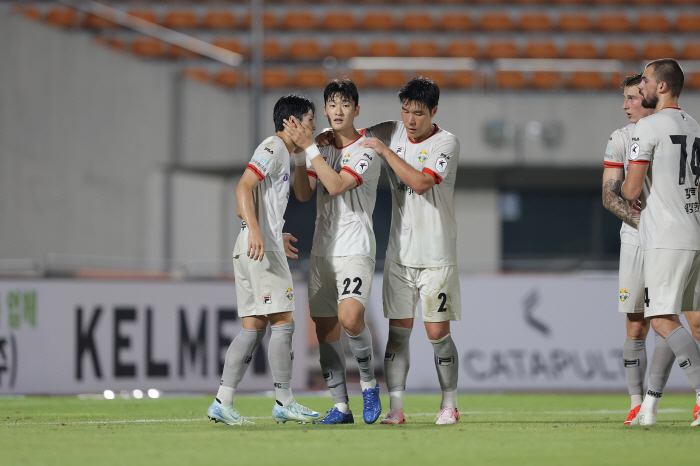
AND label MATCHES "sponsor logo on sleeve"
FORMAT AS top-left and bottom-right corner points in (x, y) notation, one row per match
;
(619, 289), (630, 302)
(252, 153), (271, 173)
(436, 156), (448, 173)
(629, 143), (640, 160)
(283, 172), (289, 182)
(605, 146), (614, 155)
(355, 159), (369, 174)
